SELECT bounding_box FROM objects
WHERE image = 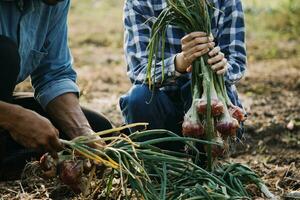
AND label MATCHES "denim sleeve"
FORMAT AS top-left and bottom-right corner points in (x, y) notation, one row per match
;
(31, 0), (79, 109)
(218, 0), (247, 85)
(124, 0), (176, 85)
